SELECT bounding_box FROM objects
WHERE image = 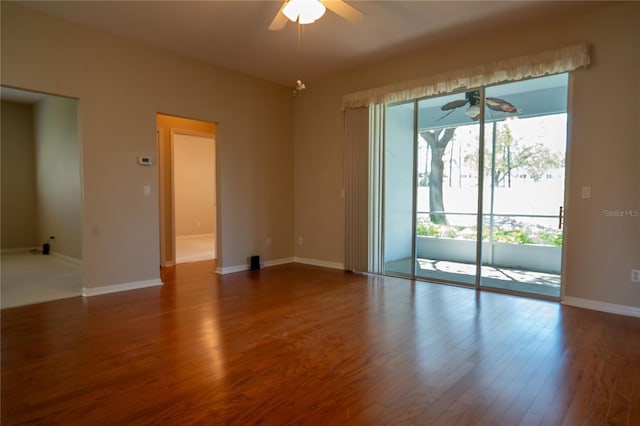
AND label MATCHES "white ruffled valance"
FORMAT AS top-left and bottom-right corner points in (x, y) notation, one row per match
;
(341, 43), (590, 110)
